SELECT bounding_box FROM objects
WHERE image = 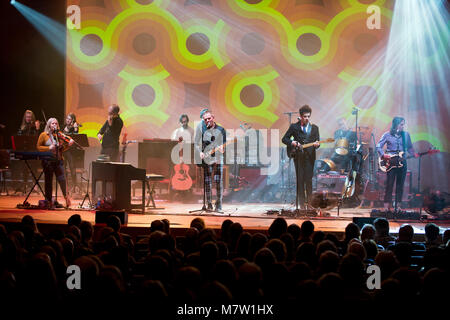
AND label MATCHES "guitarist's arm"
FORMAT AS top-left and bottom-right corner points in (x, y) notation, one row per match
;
(376, 132), (388, 159)
(405, 132), (419, 158)
(312, 125), (320, 148)
(217, 126), (226, 153)
(282, 124), (299, 148)
(194, 122), (205, 159)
